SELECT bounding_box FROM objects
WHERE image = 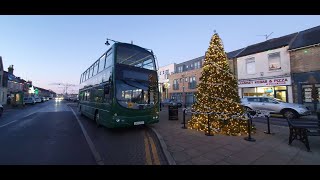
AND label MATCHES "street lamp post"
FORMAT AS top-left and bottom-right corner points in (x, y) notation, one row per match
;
(182, 73), (187, 108)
